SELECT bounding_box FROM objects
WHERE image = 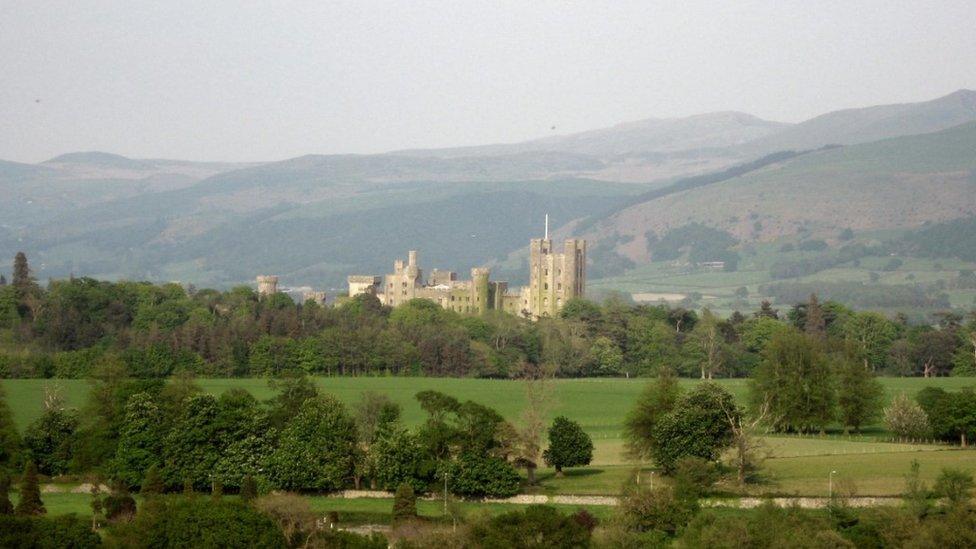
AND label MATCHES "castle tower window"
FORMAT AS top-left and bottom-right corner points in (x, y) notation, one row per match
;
(544, 283), (548, 290)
